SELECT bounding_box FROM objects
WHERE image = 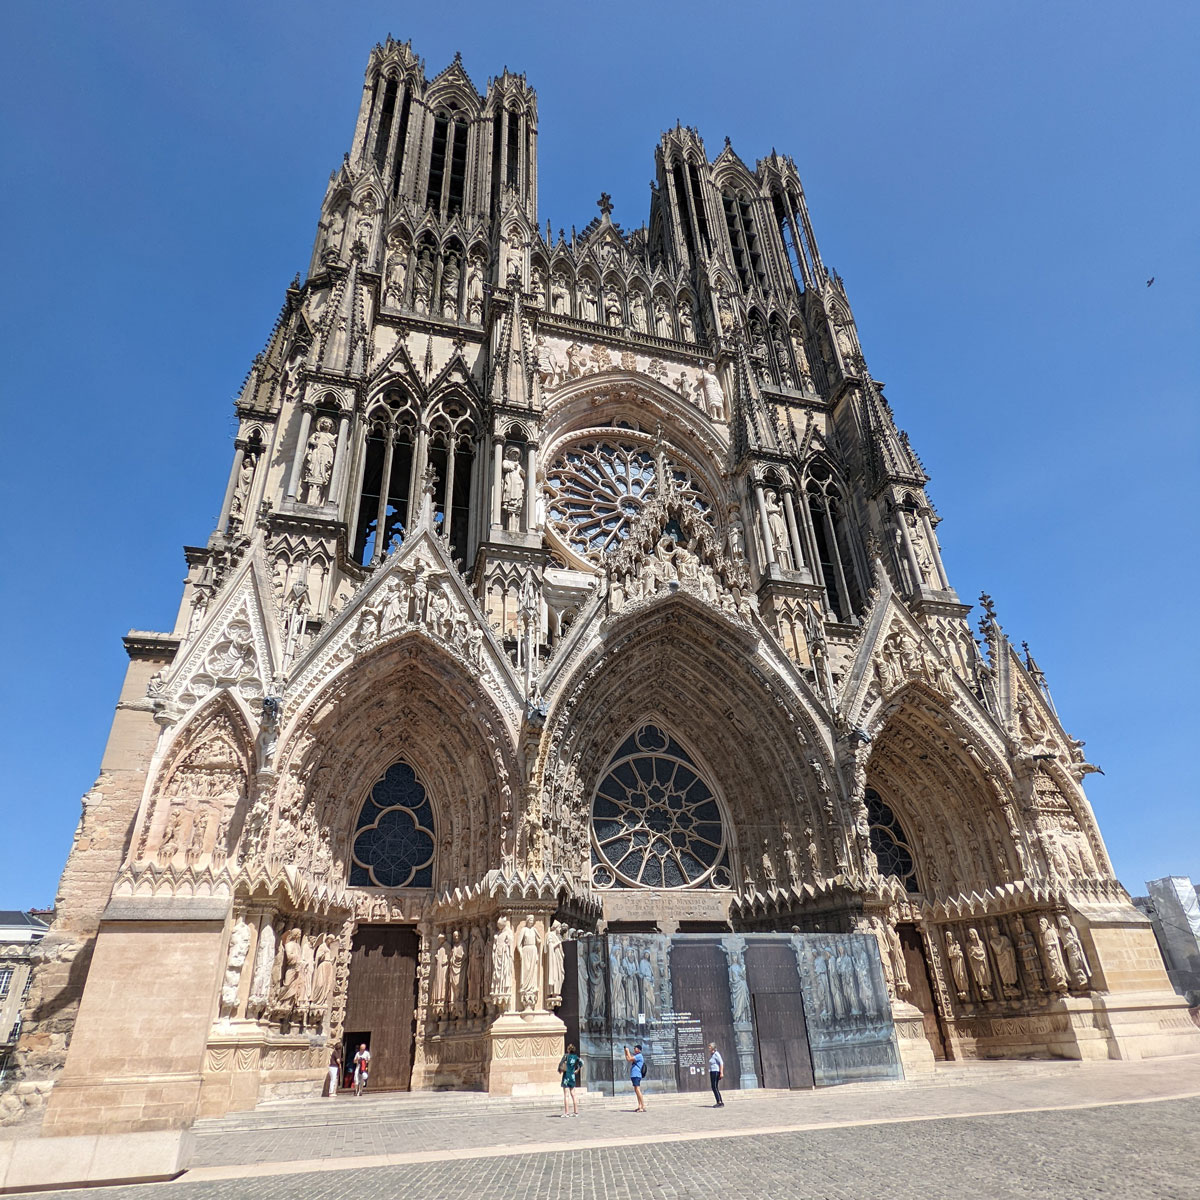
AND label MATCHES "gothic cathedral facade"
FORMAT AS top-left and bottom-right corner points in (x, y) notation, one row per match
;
(12, 38), (1198, 1134)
